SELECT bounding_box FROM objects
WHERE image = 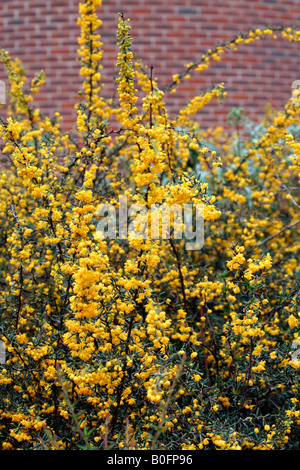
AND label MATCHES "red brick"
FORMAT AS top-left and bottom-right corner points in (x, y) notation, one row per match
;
(0, 0), (299, 129)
